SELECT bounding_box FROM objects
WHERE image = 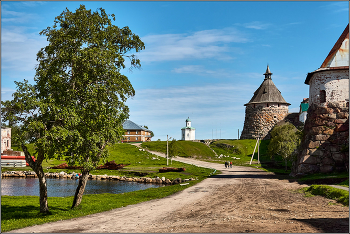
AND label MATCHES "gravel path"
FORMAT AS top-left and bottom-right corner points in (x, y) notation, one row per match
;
(8, 147), (349, 233)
